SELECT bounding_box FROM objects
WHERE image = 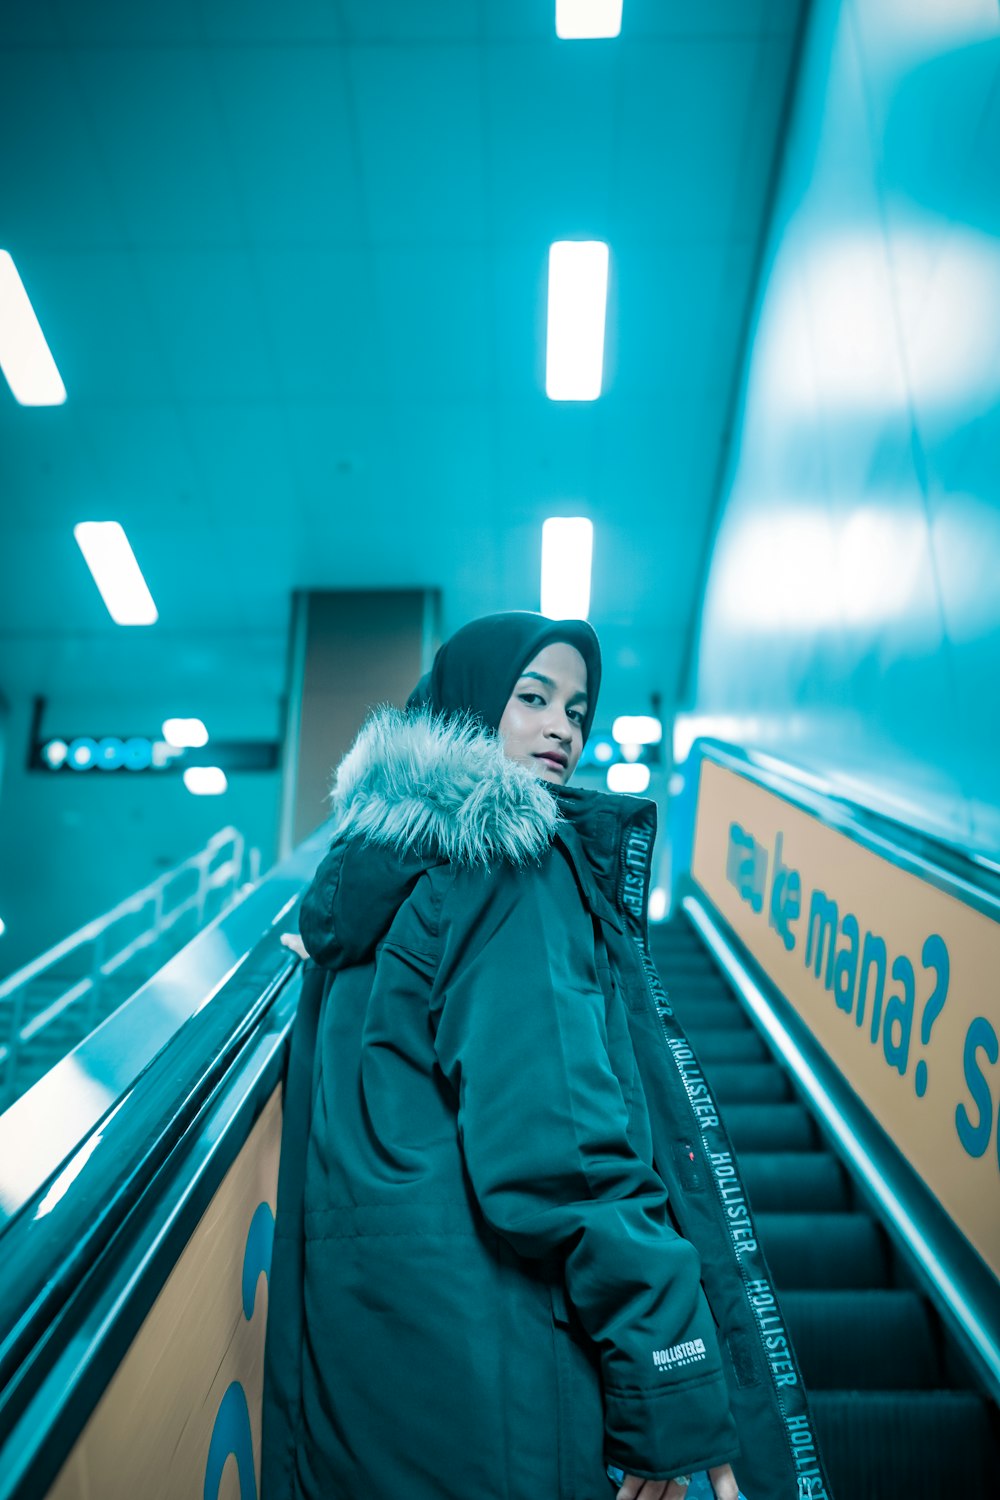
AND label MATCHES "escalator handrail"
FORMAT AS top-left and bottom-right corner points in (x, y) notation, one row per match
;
(0, 826), (333, 1439)
(682, 888), (1000, 1408)
(684, 738), (1000, 923)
